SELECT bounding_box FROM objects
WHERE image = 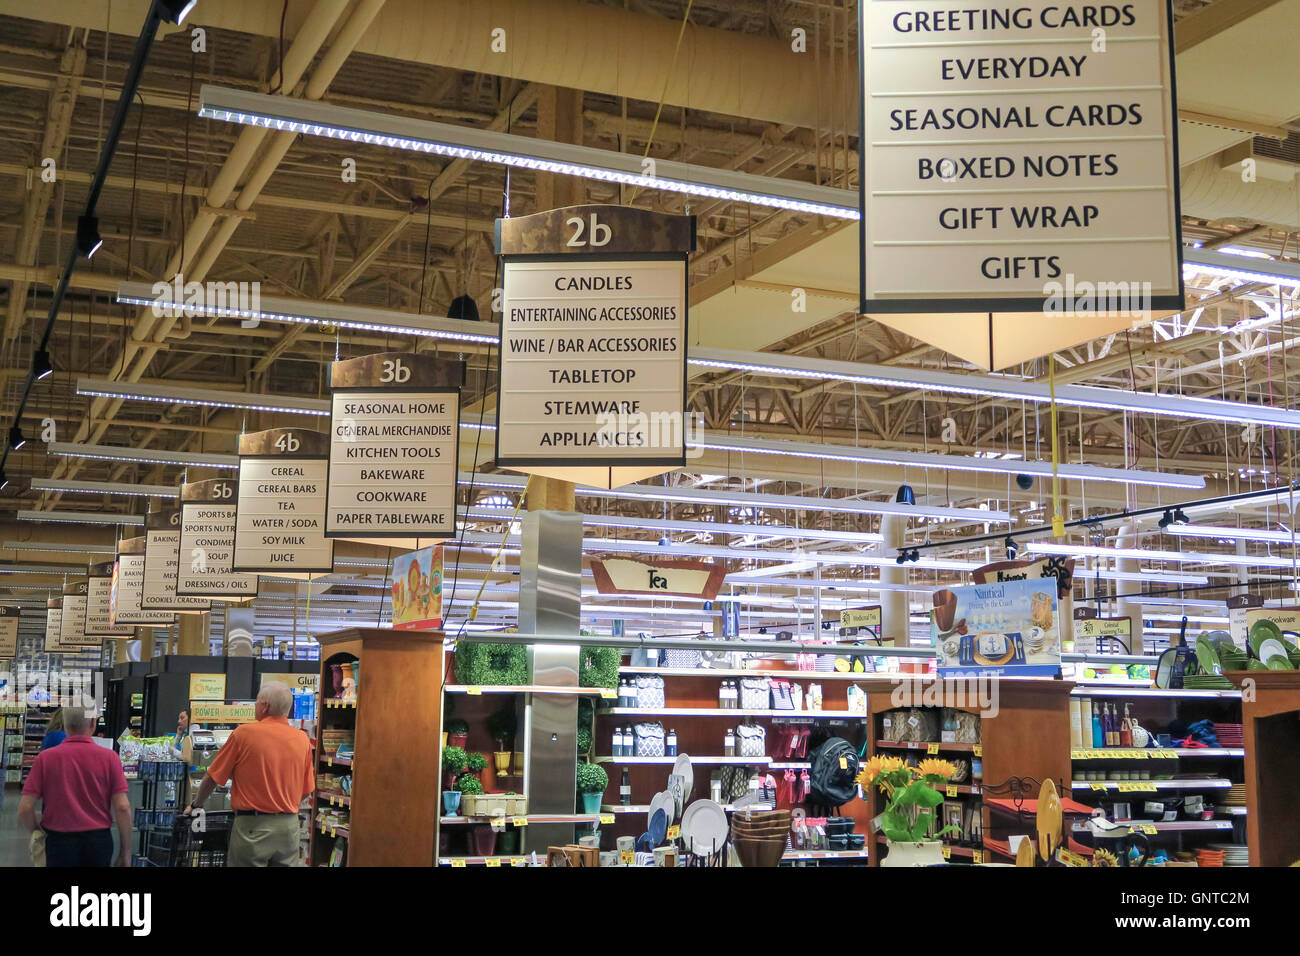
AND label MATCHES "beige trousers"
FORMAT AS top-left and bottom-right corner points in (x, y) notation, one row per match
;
(227, 813), (301, 867)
